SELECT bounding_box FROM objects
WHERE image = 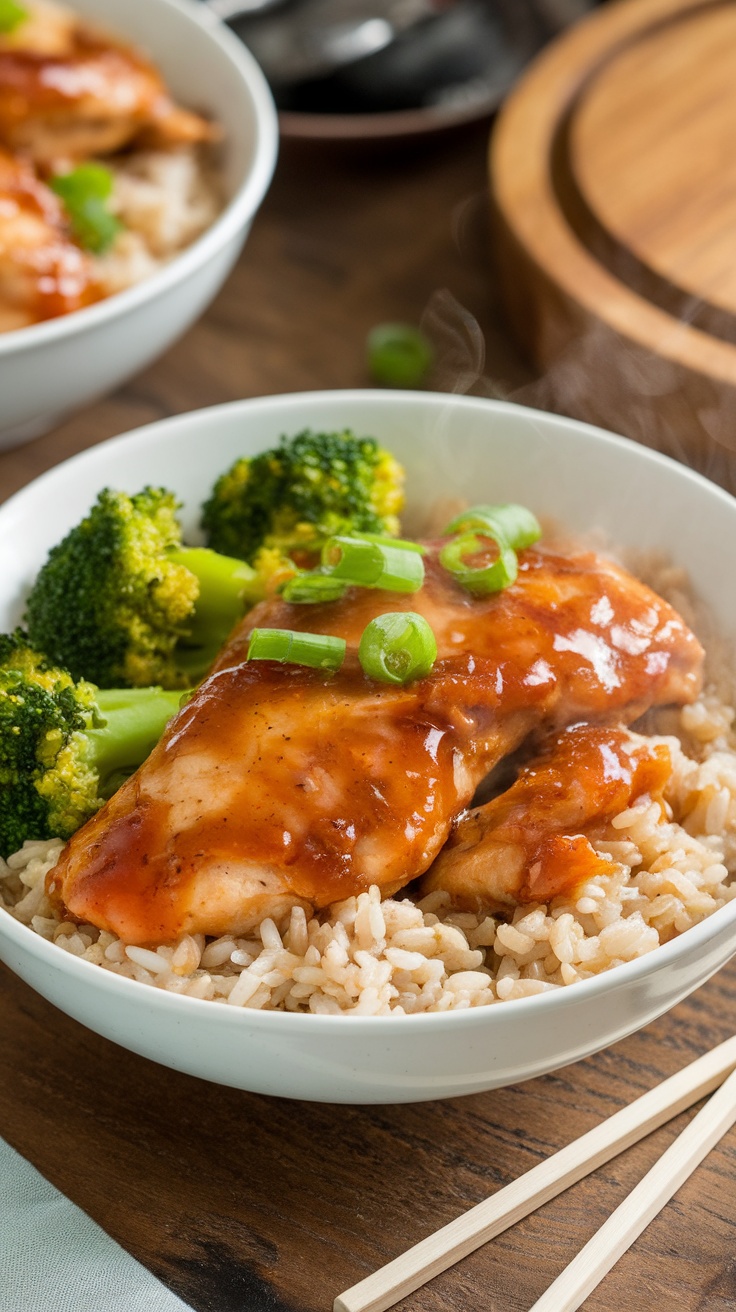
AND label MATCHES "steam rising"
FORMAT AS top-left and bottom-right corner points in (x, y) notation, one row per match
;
(420, 273), (736, 495)
(421, 289), (491, 399)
